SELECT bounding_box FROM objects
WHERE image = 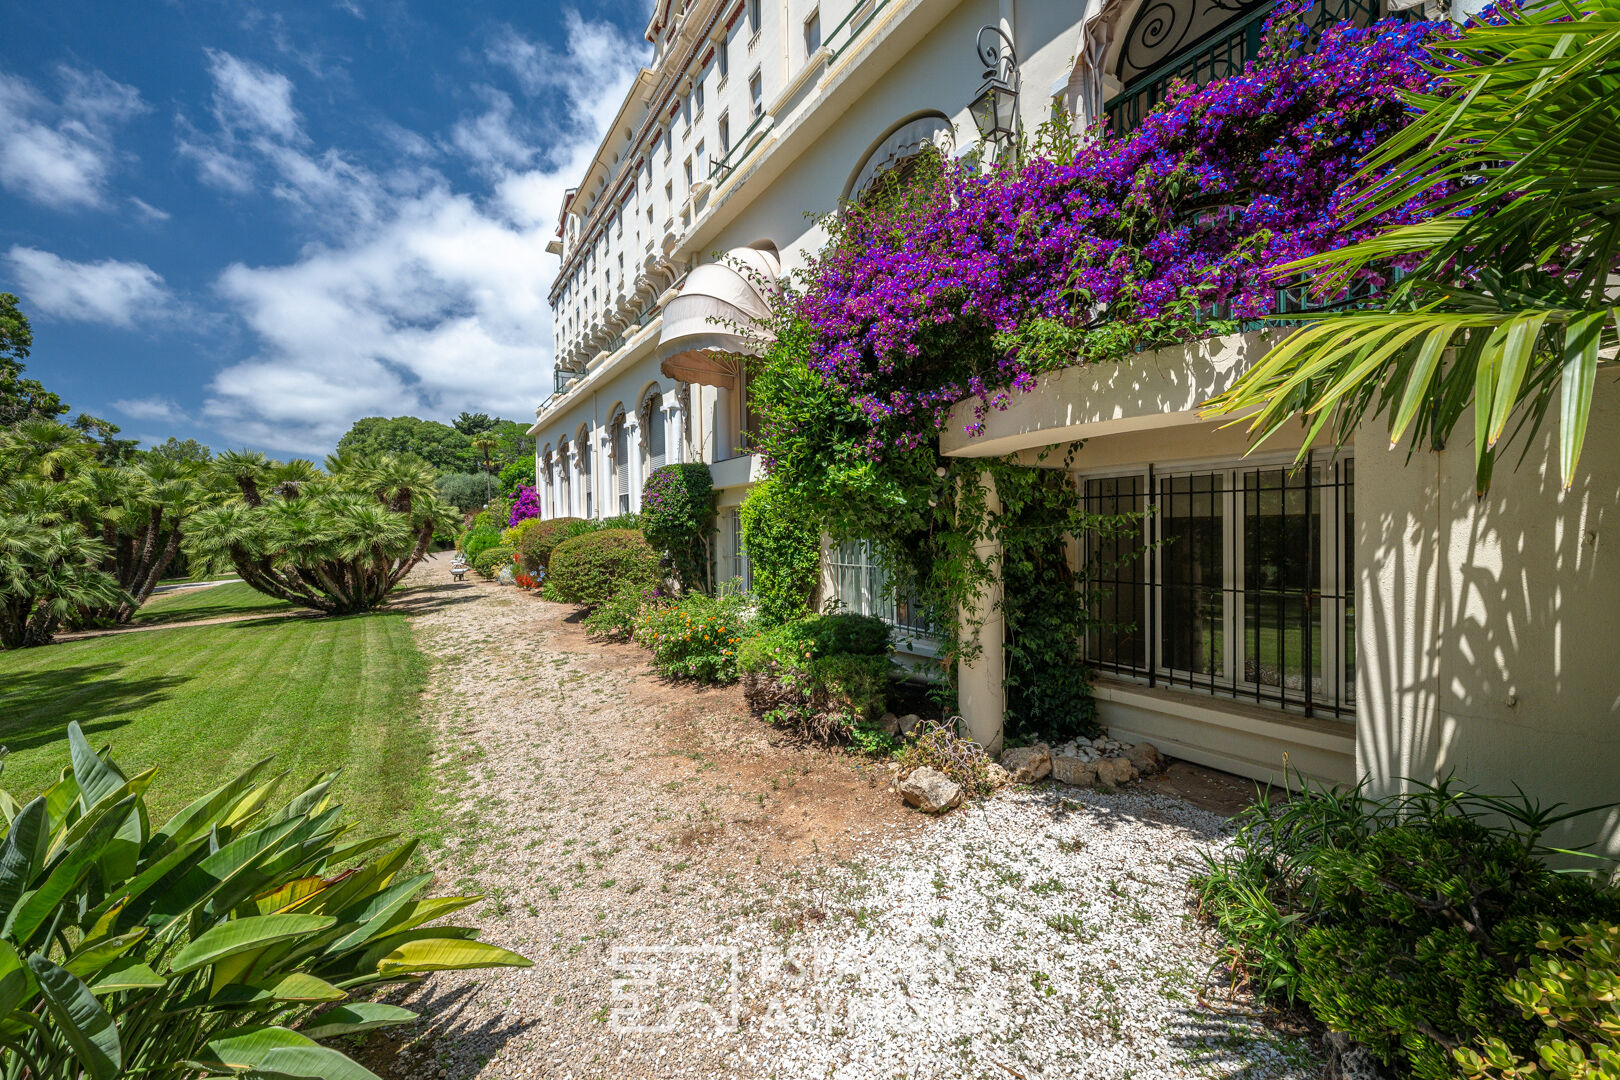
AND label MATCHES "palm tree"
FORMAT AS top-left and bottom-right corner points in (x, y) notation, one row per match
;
(0, 513), (124, 648)
(186, 453), (456, 614)
(1206, 0), (1620, 494)
(2, 420), (93, 483)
